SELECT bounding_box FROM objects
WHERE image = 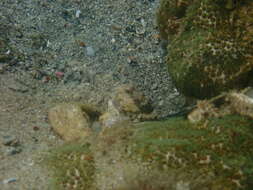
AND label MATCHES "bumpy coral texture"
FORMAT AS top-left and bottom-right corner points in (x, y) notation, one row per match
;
(157, 0), (253, 98)
(156, 0), (193, 40)
(129, 115), (253, 189)
(45, 115), (253, 190)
